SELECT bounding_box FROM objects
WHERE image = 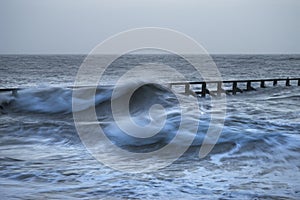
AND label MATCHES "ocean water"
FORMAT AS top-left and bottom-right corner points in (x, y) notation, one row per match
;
(0, 54), (300, 199)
